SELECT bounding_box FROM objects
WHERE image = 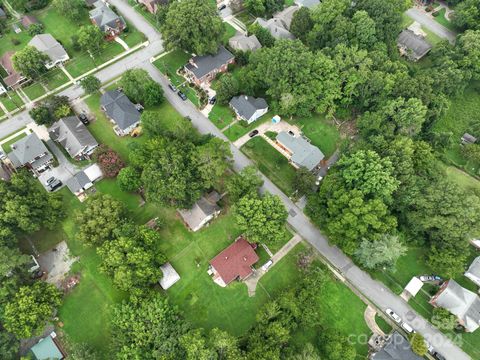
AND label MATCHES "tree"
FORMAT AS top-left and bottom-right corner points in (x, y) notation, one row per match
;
(209, 328), (242, 360)
(52, 0), (85, 22)
(351, 10), (377, 49)
(290, 7), (313, 42)
(0, 245), (30, 278)
(180, 329), (217, 360)
(234, 193), (288, 246)
(140, 110), (198, 141)
(248, 23), (275, 47)
(111, 295), (189, 359)
(245, 0), (266, 16)
(291, 343), (321, 360)
(294, 167), (316, 195)
(431, 307), (457, 331)
(0, 331), (19, 360)
(162, 0), (224, 55)
(462, 143), (480, 164)
(64, 341), (100, 360)
(93, 145), (125, 177)
(77, 25), (104, 55)
(80, 75), (101, 94)
(452, 0), (480, 30)
(120, 69), (164, 107)
(3, 282), (62, 339)
(226, 165), (263, 201)
(457, 30), (480, 80)
(215, 73), (240, 105)
(410, 333), (428, 356)
(192, 137), (232, 188)
(97, 224), (166, 293)
(54, 104), (71, 119)
(249, 40), (340, 117)
(117, 166), (142, 192)
(12, 46), (48, 79)
(76, 194), (126, 246)
(29, 105), (54, 126)
(27, 23), (45, 36)
(355, 234), (406, 270)
(318, 329), (356, 360)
